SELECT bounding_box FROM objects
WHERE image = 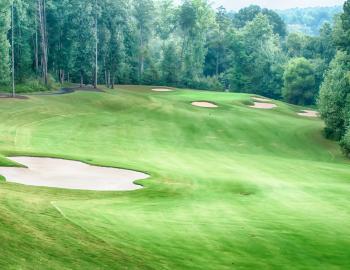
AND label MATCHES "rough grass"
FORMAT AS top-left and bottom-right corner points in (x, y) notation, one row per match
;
(0, 85), (349, 269)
